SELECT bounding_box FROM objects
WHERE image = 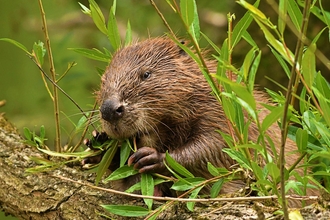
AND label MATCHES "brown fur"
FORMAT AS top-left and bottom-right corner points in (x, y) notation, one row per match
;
(97, 37), (316, 203)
